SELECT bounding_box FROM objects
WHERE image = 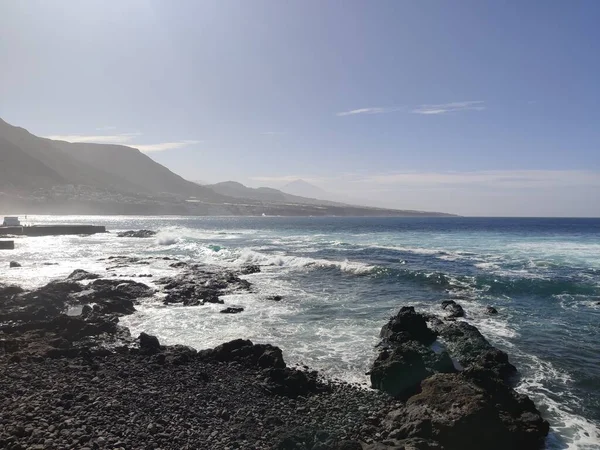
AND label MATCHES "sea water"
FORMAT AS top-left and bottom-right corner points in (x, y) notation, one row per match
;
(2, 216), (599, 449)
